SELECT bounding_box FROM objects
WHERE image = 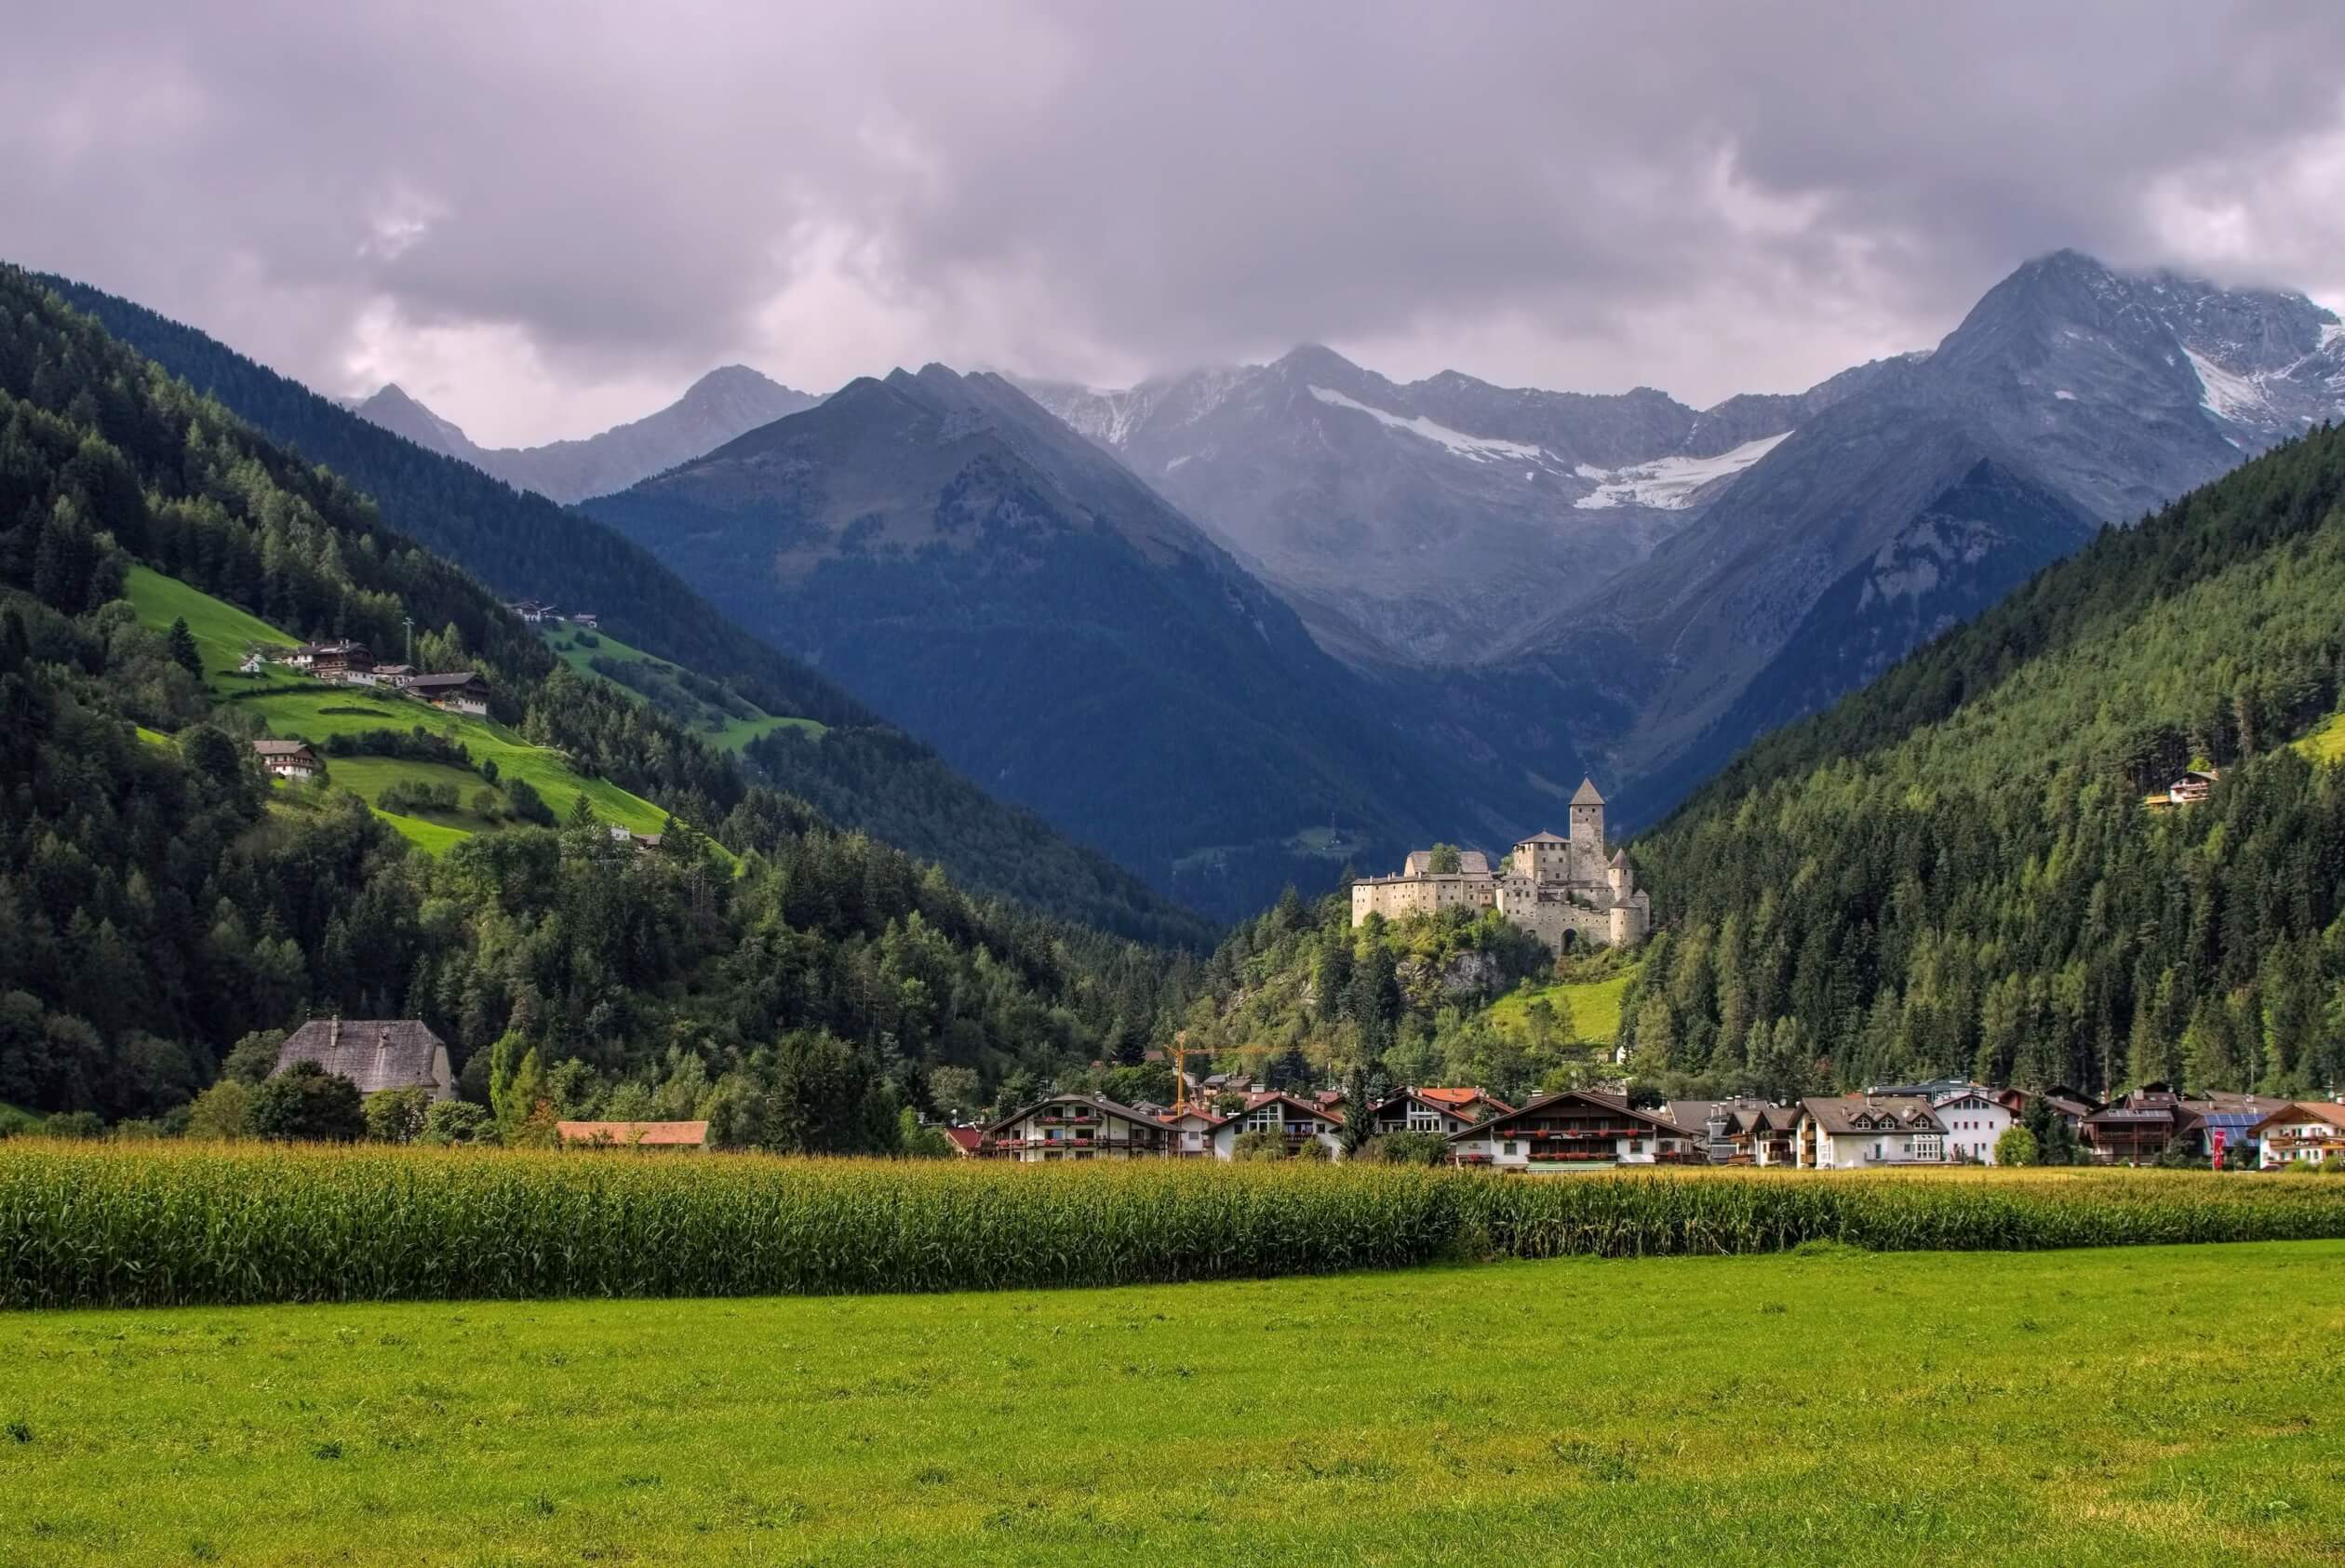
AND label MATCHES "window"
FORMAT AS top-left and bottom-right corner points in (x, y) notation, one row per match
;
(1503, 1141), (1518, 1156)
